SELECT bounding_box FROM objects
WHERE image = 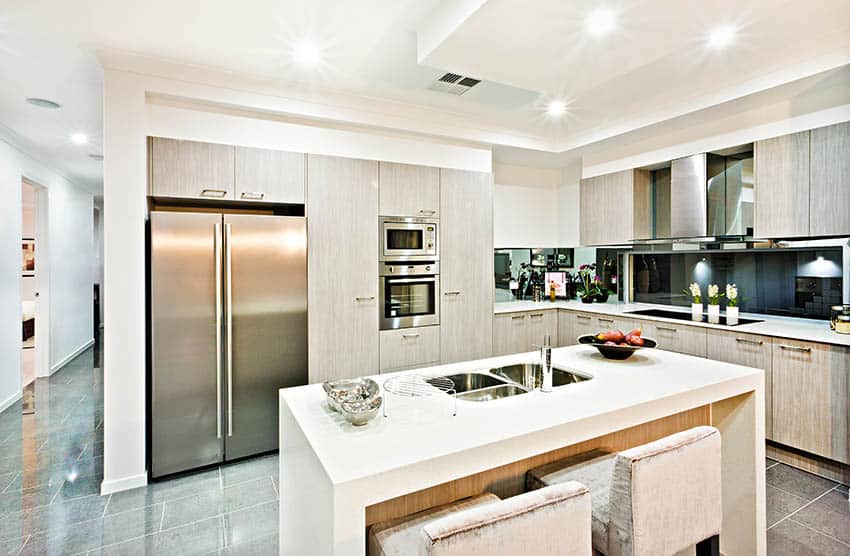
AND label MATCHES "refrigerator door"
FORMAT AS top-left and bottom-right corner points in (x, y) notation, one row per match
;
(224, 214), (307, 459)
(150, 211), (224, 477)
